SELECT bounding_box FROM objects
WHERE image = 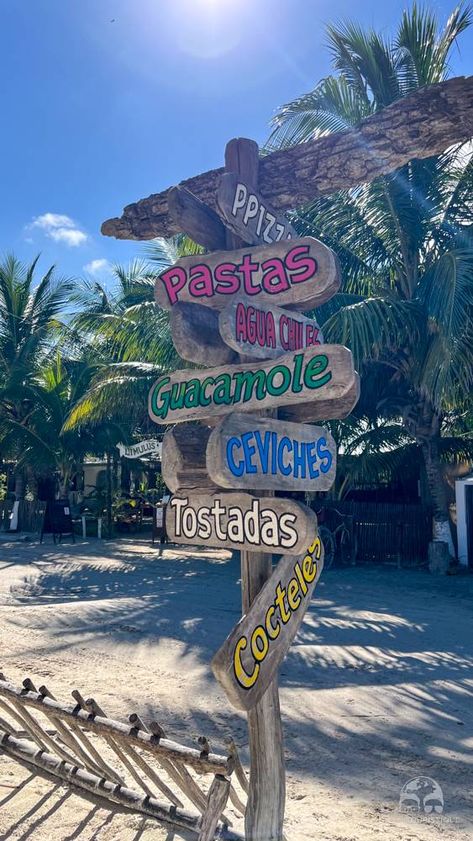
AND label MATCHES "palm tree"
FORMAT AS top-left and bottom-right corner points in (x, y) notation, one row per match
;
(64, 239), (193, 433)
(0, 255), (73, 498)
(268, 4), (473, 552)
